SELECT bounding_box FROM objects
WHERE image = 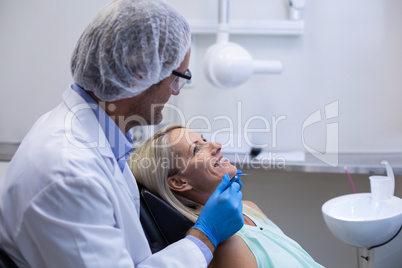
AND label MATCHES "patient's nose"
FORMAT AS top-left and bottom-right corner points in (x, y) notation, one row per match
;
(210, 142), (221, 155)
